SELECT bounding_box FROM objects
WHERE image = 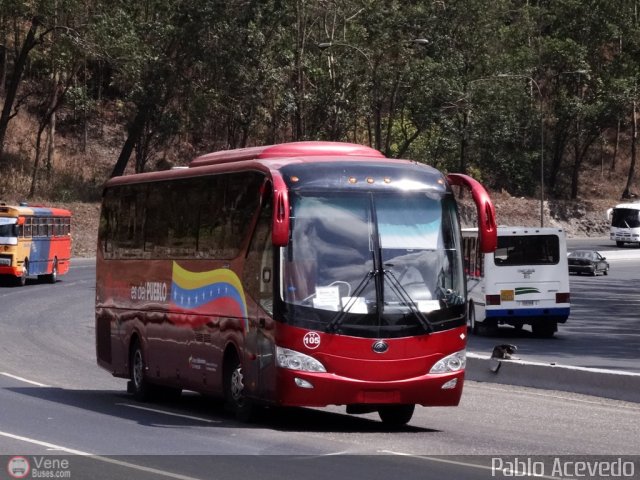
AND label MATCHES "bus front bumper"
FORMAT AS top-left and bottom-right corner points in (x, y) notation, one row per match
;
(274, 369), (464, 408)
